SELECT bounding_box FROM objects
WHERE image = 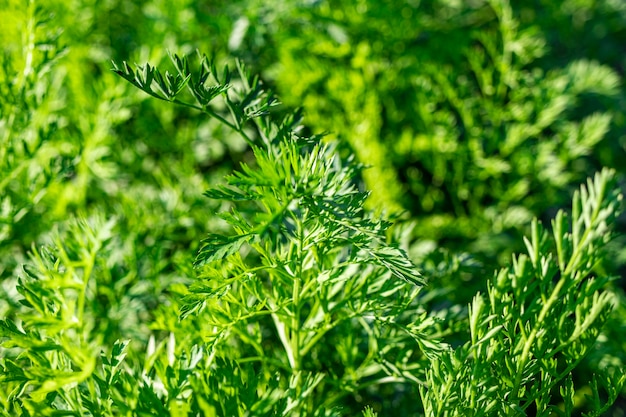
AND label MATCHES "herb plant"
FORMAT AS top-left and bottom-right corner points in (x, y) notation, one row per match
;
(233, 0), (624, 264)
(420, 169), (625, 416)
(1, 0), (626, 414)
(2, 47), (623, 415)
(0, 1), (67, 267)
(113, 53), (429, 415)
